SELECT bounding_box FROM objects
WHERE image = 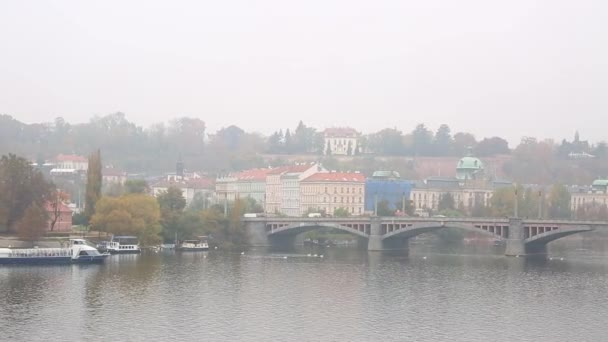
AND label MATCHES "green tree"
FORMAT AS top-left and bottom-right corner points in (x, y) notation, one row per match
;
(490, 186), (517, 217)
(376, 200), (395, 216)
(412, 124), (433, 156)
(453, 132), (477, 157)
(84, 149), (102, 222)
(433, 124), (453, 156)
(548, 184), (571, 219)
(16, 203), (48, 246)
(0, 154), (53, 232)
(125, 180), (149, 194)
(438, 193), (455, 211)
(325, 143), (332, 156)
(157, 186), (187, 242)
(476, 137), (510, 156)
(333, 207), (350, 217)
